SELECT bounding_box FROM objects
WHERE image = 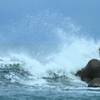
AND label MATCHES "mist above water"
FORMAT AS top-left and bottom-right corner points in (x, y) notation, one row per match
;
(0, 11), (100, 87)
